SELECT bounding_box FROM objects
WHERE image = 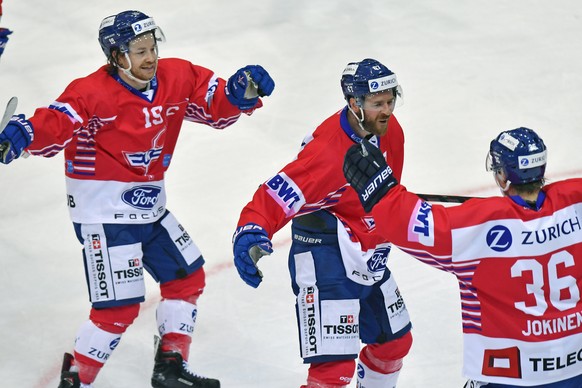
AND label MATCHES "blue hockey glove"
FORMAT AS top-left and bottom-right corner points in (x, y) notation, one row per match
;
(233, 223), (273, 288)
(0, 28), (12, 57)
(343, 138), (398, 212)
(0, 114), (34, 164)
(225, 65), (275, 110)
